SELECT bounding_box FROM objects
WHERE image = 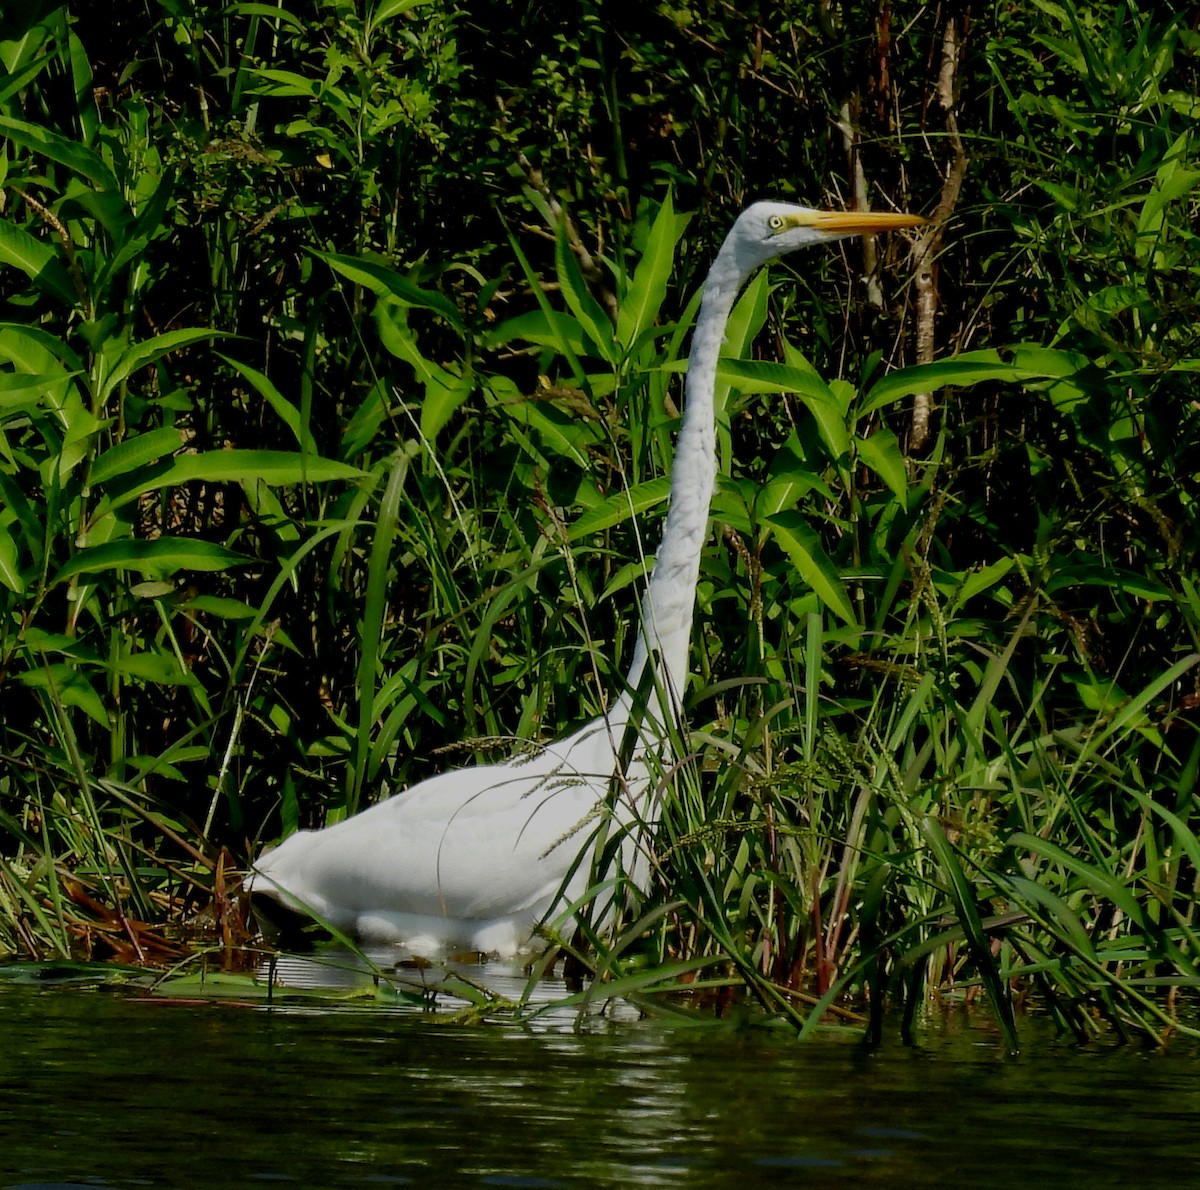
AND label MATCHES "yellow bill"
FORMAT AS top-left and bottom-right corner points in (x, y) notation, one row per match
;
(791, 209), (927, 234)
